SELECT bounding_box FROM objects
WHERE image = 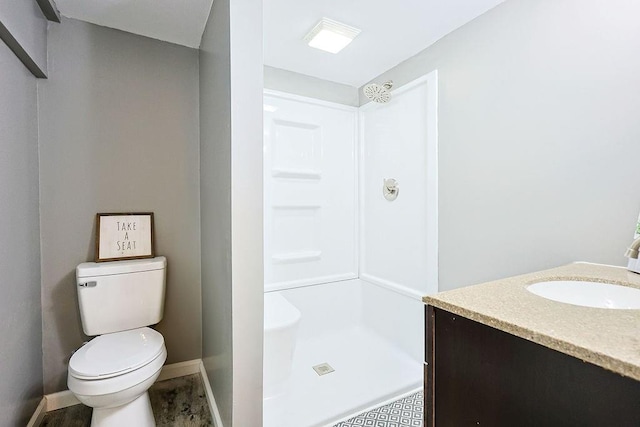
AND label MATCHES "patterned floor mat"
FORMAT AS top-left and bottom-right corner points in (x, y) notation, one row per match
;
(334, 390), (423, 427)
